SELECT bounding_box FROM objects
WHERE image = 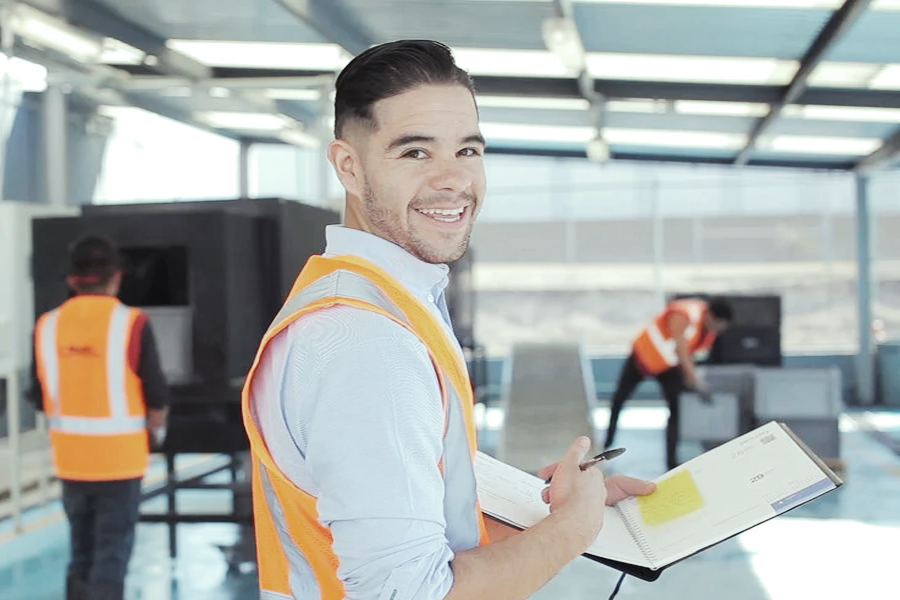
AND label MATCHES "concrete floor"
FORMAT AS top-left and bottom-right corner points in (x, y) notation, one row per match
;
(1, 404), (899, 600)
